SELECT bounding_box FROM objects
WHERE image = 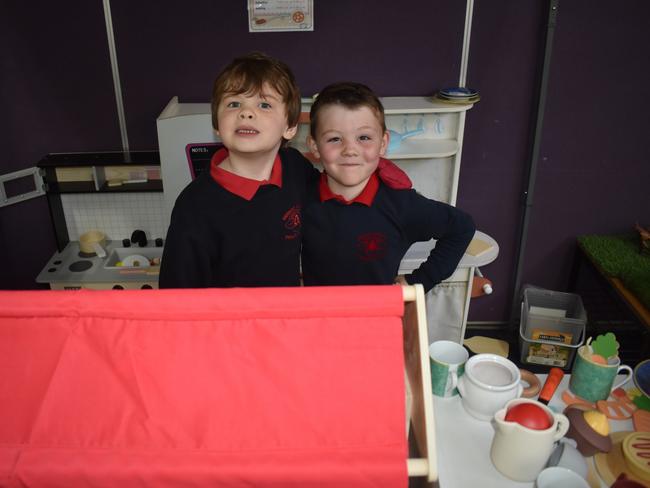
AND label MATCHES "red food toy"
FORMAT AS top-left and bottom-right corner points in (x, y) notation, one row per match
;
(505, 403), (552, 430)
